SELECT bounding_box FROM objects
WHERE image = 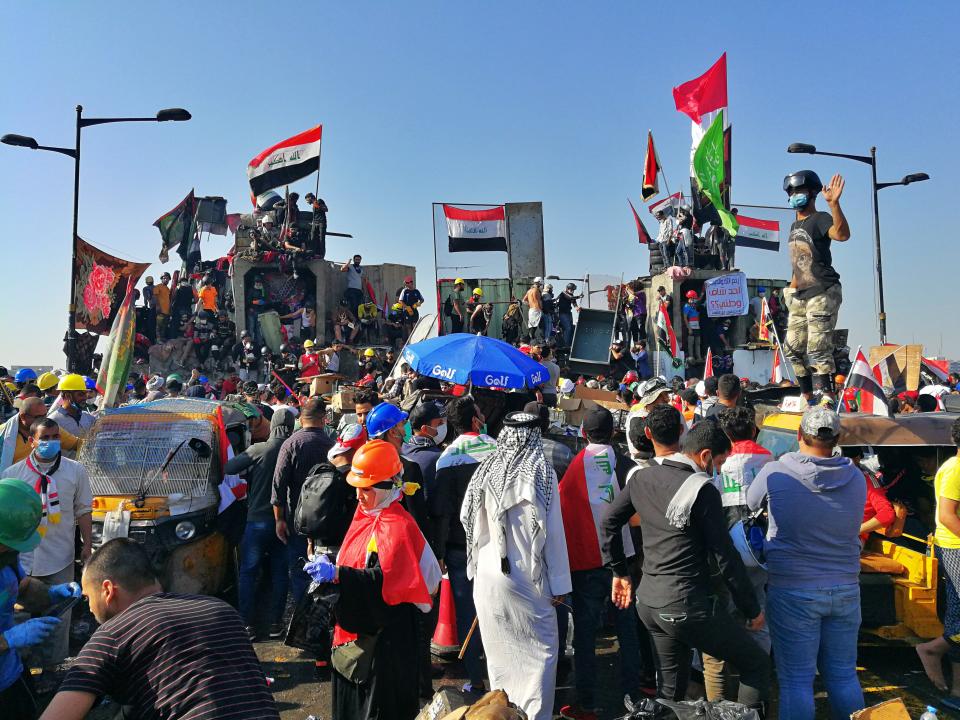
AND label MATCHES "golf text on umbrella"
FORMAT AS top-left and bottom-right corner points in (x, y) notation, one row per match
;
(431, 365), (457, 381)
